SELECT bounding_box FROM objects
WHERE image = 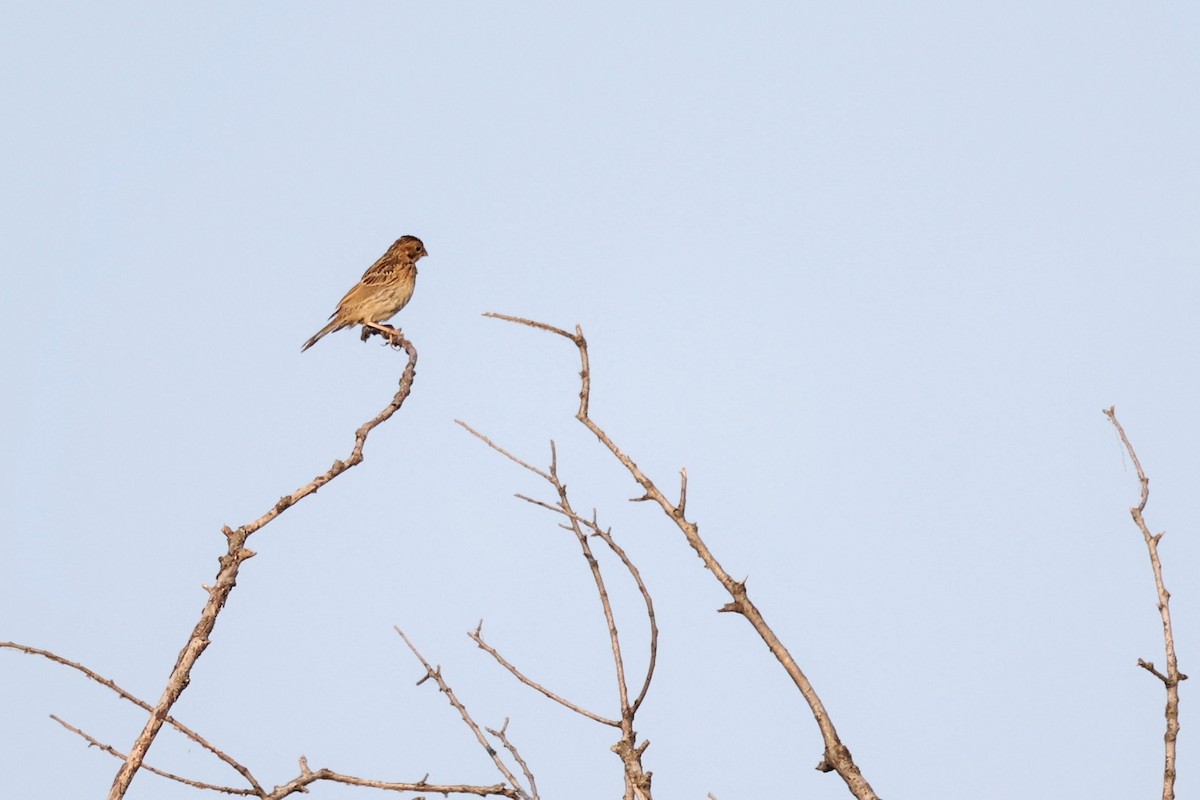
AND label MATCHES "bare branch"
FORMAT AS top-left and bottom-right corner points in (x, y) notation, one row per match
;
(1105, 406), (1150, 513)
(455, 420), (553, 482)
(50, 715), (253, 794)
(1, 641), (262, 792)
(499, 497), (659, 715)
(546, 457), (634, 721)
(481, 314), (589, 416)
(1104, 406), (1187, 800)
(486, 719), (540, 800)
(268, 756), (520, 799)
(106, 334), (419, 800)
(482, 313), (577, 342)
(61, 704), (515, 800)
(468, 624), (619, 726)
(395, 626), (531, 799)
(459, 416), (657, 798)
(589, 525), (659, 715)
(486, 314), (878, 800)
